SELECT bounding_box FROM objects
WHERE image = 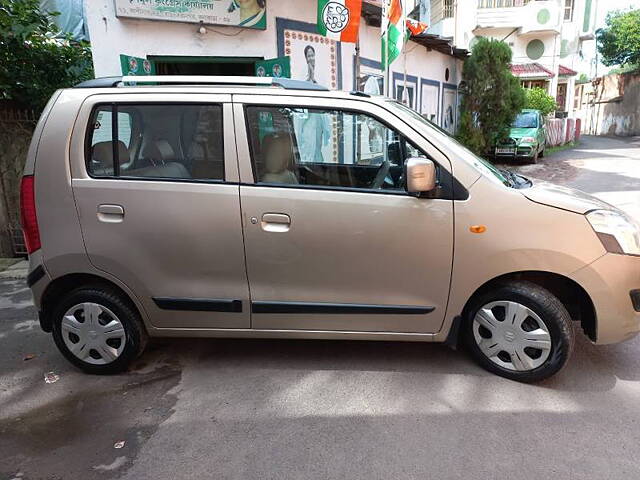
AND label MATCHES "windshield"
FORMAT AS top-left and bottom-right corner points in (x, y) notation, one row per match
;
(385, 100), (510, 187)
(512, 112), (538, 128)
